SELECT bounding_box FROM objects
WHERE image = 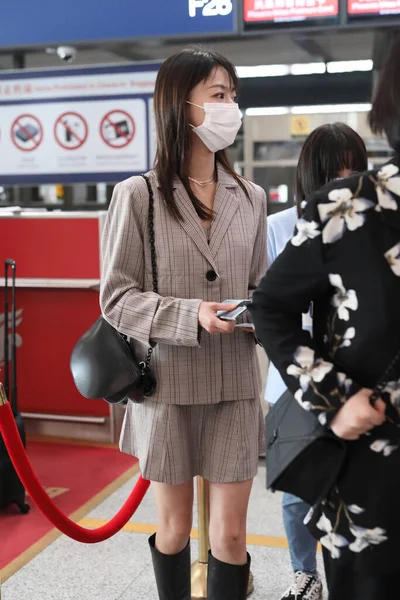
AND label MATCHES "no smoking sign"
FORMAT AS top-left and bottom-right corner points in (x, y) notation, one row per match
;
(54, 112), (88, 150)
(100, 110), (135, 149)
